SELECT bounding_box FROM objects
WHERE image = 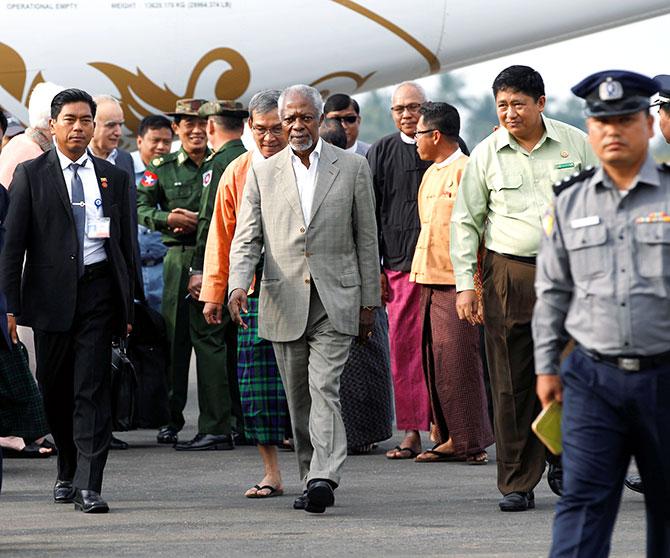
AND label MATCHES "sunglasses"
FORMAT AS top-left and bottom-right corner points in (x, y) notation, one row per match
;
(330, 115), (358, 124)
